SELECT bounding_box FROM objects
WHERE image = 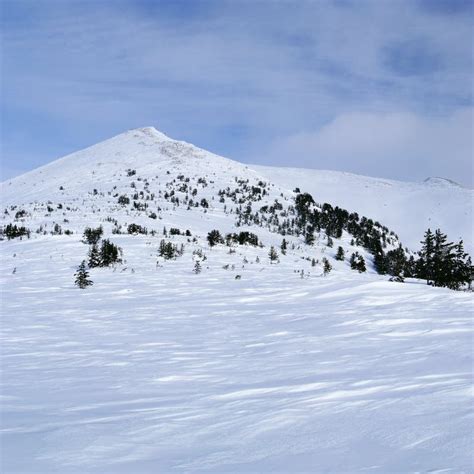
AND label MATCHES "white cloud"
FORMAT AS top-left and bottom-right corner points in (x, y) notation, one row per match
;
(262, 108), (473, 186)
